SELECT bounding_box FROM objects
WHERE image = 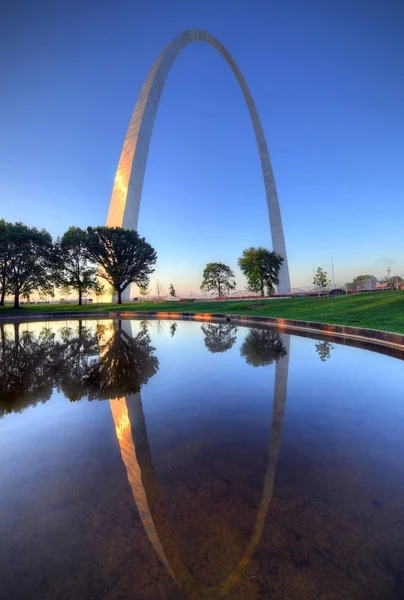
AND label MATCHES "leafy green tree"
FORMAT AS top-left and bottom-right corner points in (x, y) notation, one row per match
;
(247, 265), (261, 295)
(0, 220), (11, 306)
(247, 265), (262, 305)
(85, 226), (157, 304)
(313, 267), (330, 296)
(238, 247), (284, 297)
(58, 226), (100, 305)
(346, 275), (377, 291)
(5, 223), (55, 309)
(201, 323), (238, 353)
(169, 283), (176, 298)
(240, 329), (287, 367)
(200, 262), (236, 297)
